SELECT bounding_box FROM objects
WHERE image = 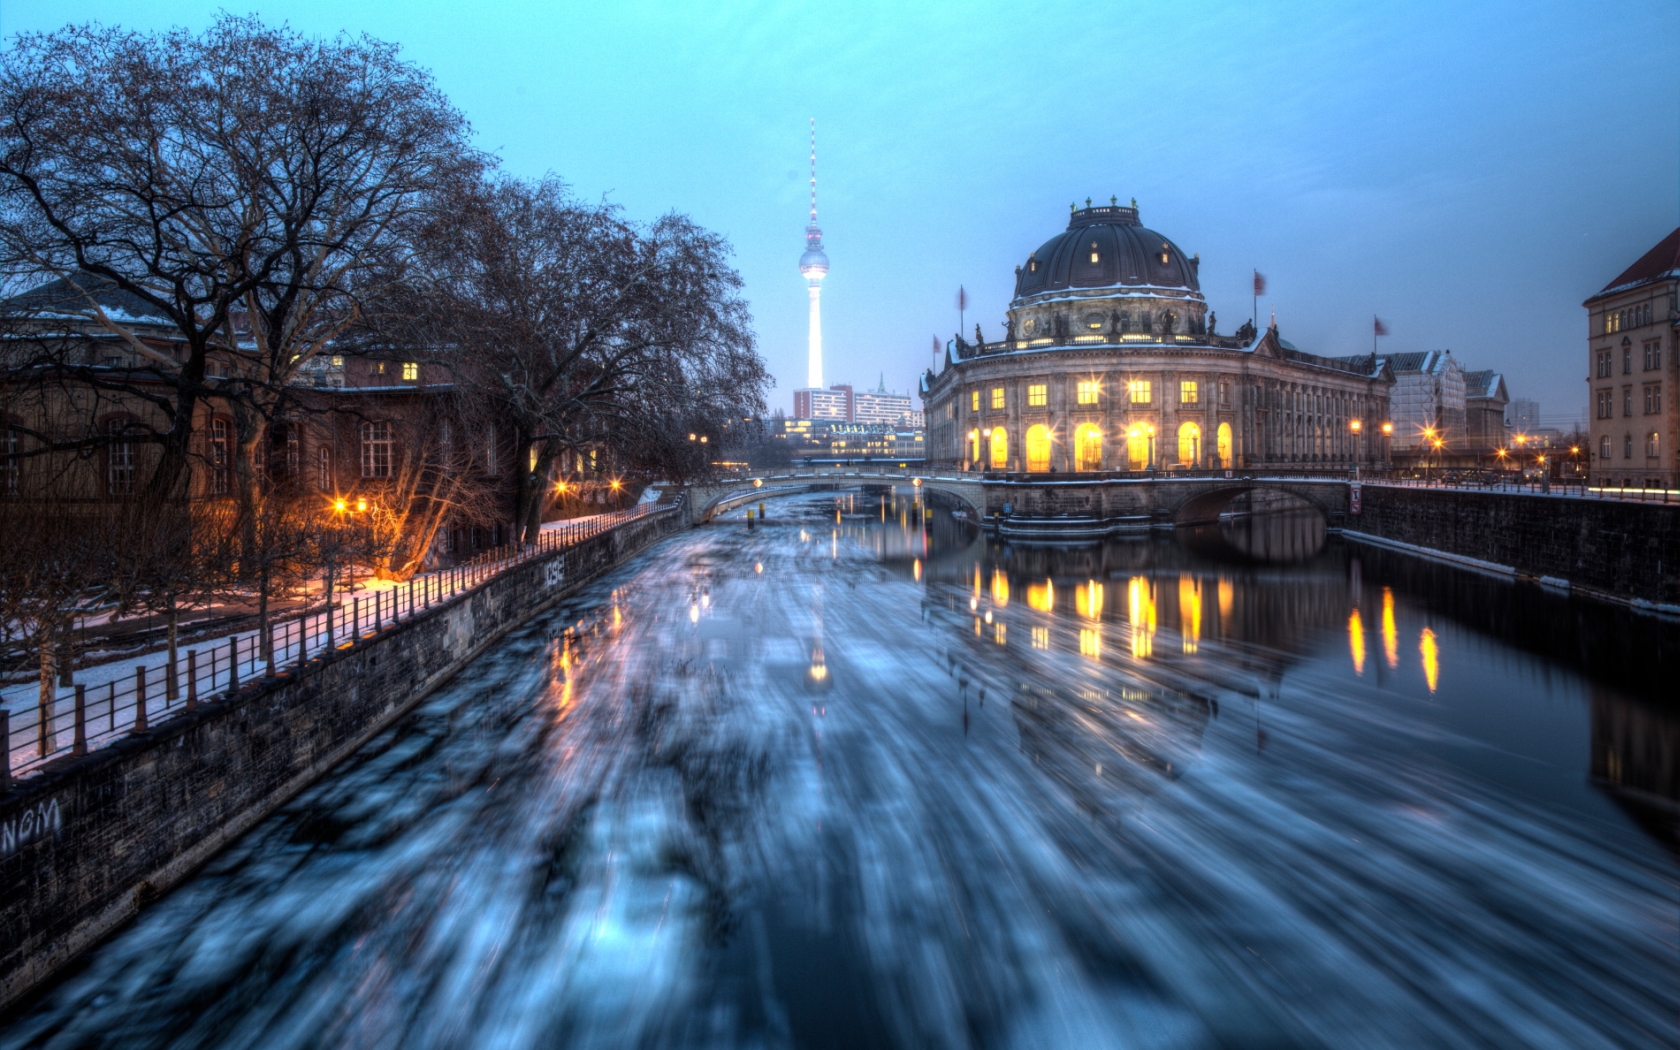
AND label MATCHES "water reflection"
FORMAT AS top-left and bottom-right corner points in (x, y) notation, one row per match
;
(8, 489), (1676, 1050)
